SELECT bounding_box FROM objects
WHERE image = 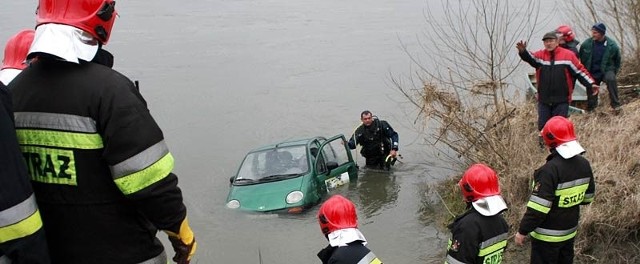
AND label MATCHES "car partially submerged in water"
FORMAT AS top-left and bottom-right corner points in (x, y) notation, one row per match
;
(225, 135), (358, 214)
